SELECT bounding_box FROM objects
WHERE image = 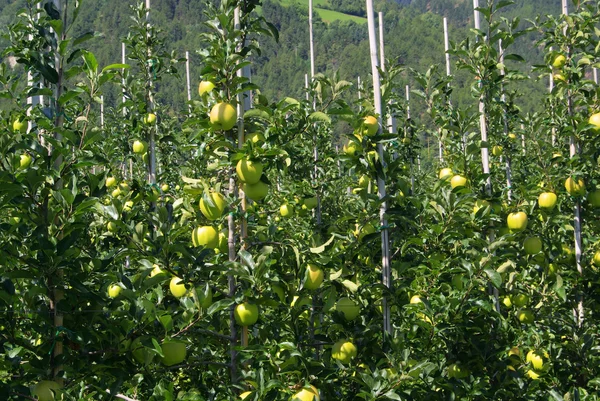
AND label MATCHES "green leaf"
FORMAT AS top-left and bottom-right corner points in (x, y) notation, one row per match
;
(101, 63), (130, 73)
(309, 235), (335, 254)
(308, 111), (331, 124)
(484, 268), (502, 288)
(206, 299), (233, 316)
